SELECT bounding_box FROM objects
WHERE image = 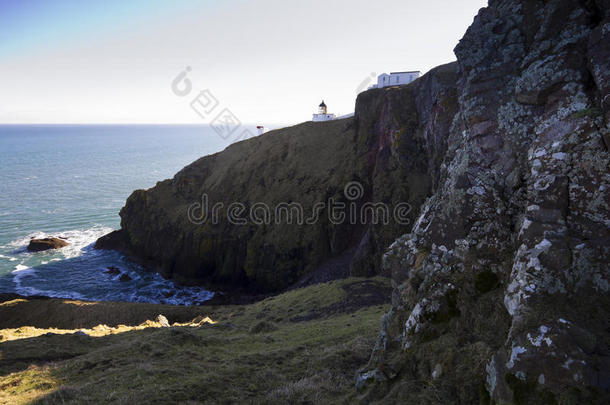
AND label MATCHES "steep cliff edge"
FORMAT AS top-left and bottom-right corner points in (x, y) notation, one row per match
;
(97, 63), (459, 292)
(359, 0), (610, 403)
